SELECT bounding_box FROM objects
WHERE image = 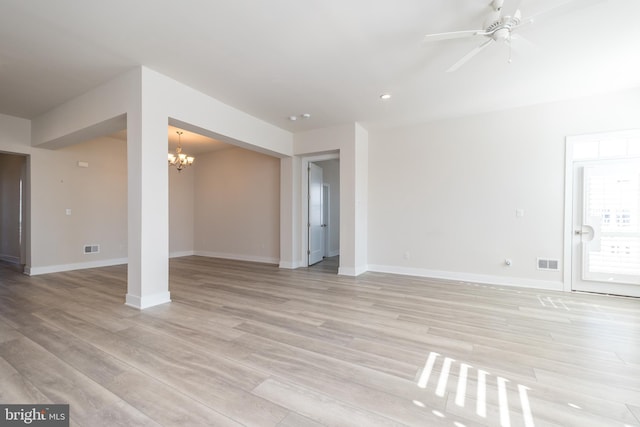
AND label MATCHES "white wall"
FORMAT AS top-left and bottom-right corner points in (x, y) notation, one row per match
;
(29, 66), (293, 309)
(169, 164), (195, 257)
(0, 115), (130, 275)
(291, 123), (368, 275)
(31, 137), (128, 273)
(368, 86), (640, 289)
(0, 107), (276, 272)
(194, 147), (280, 264)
